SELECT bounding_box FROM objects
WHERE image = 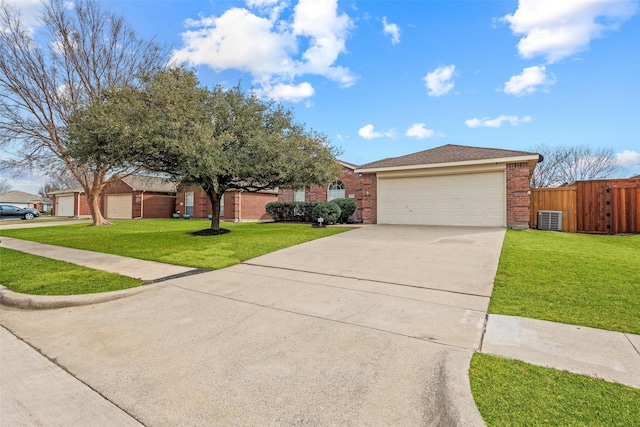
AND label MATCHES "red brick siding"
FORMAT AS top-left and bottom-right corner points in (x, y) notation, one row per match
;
(239, 191), (277, 220)
(177, 186), (276, 221)
(361, 173), (377, 224)
(133, 193), (176, 218)
(506, 162), (531, 229)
